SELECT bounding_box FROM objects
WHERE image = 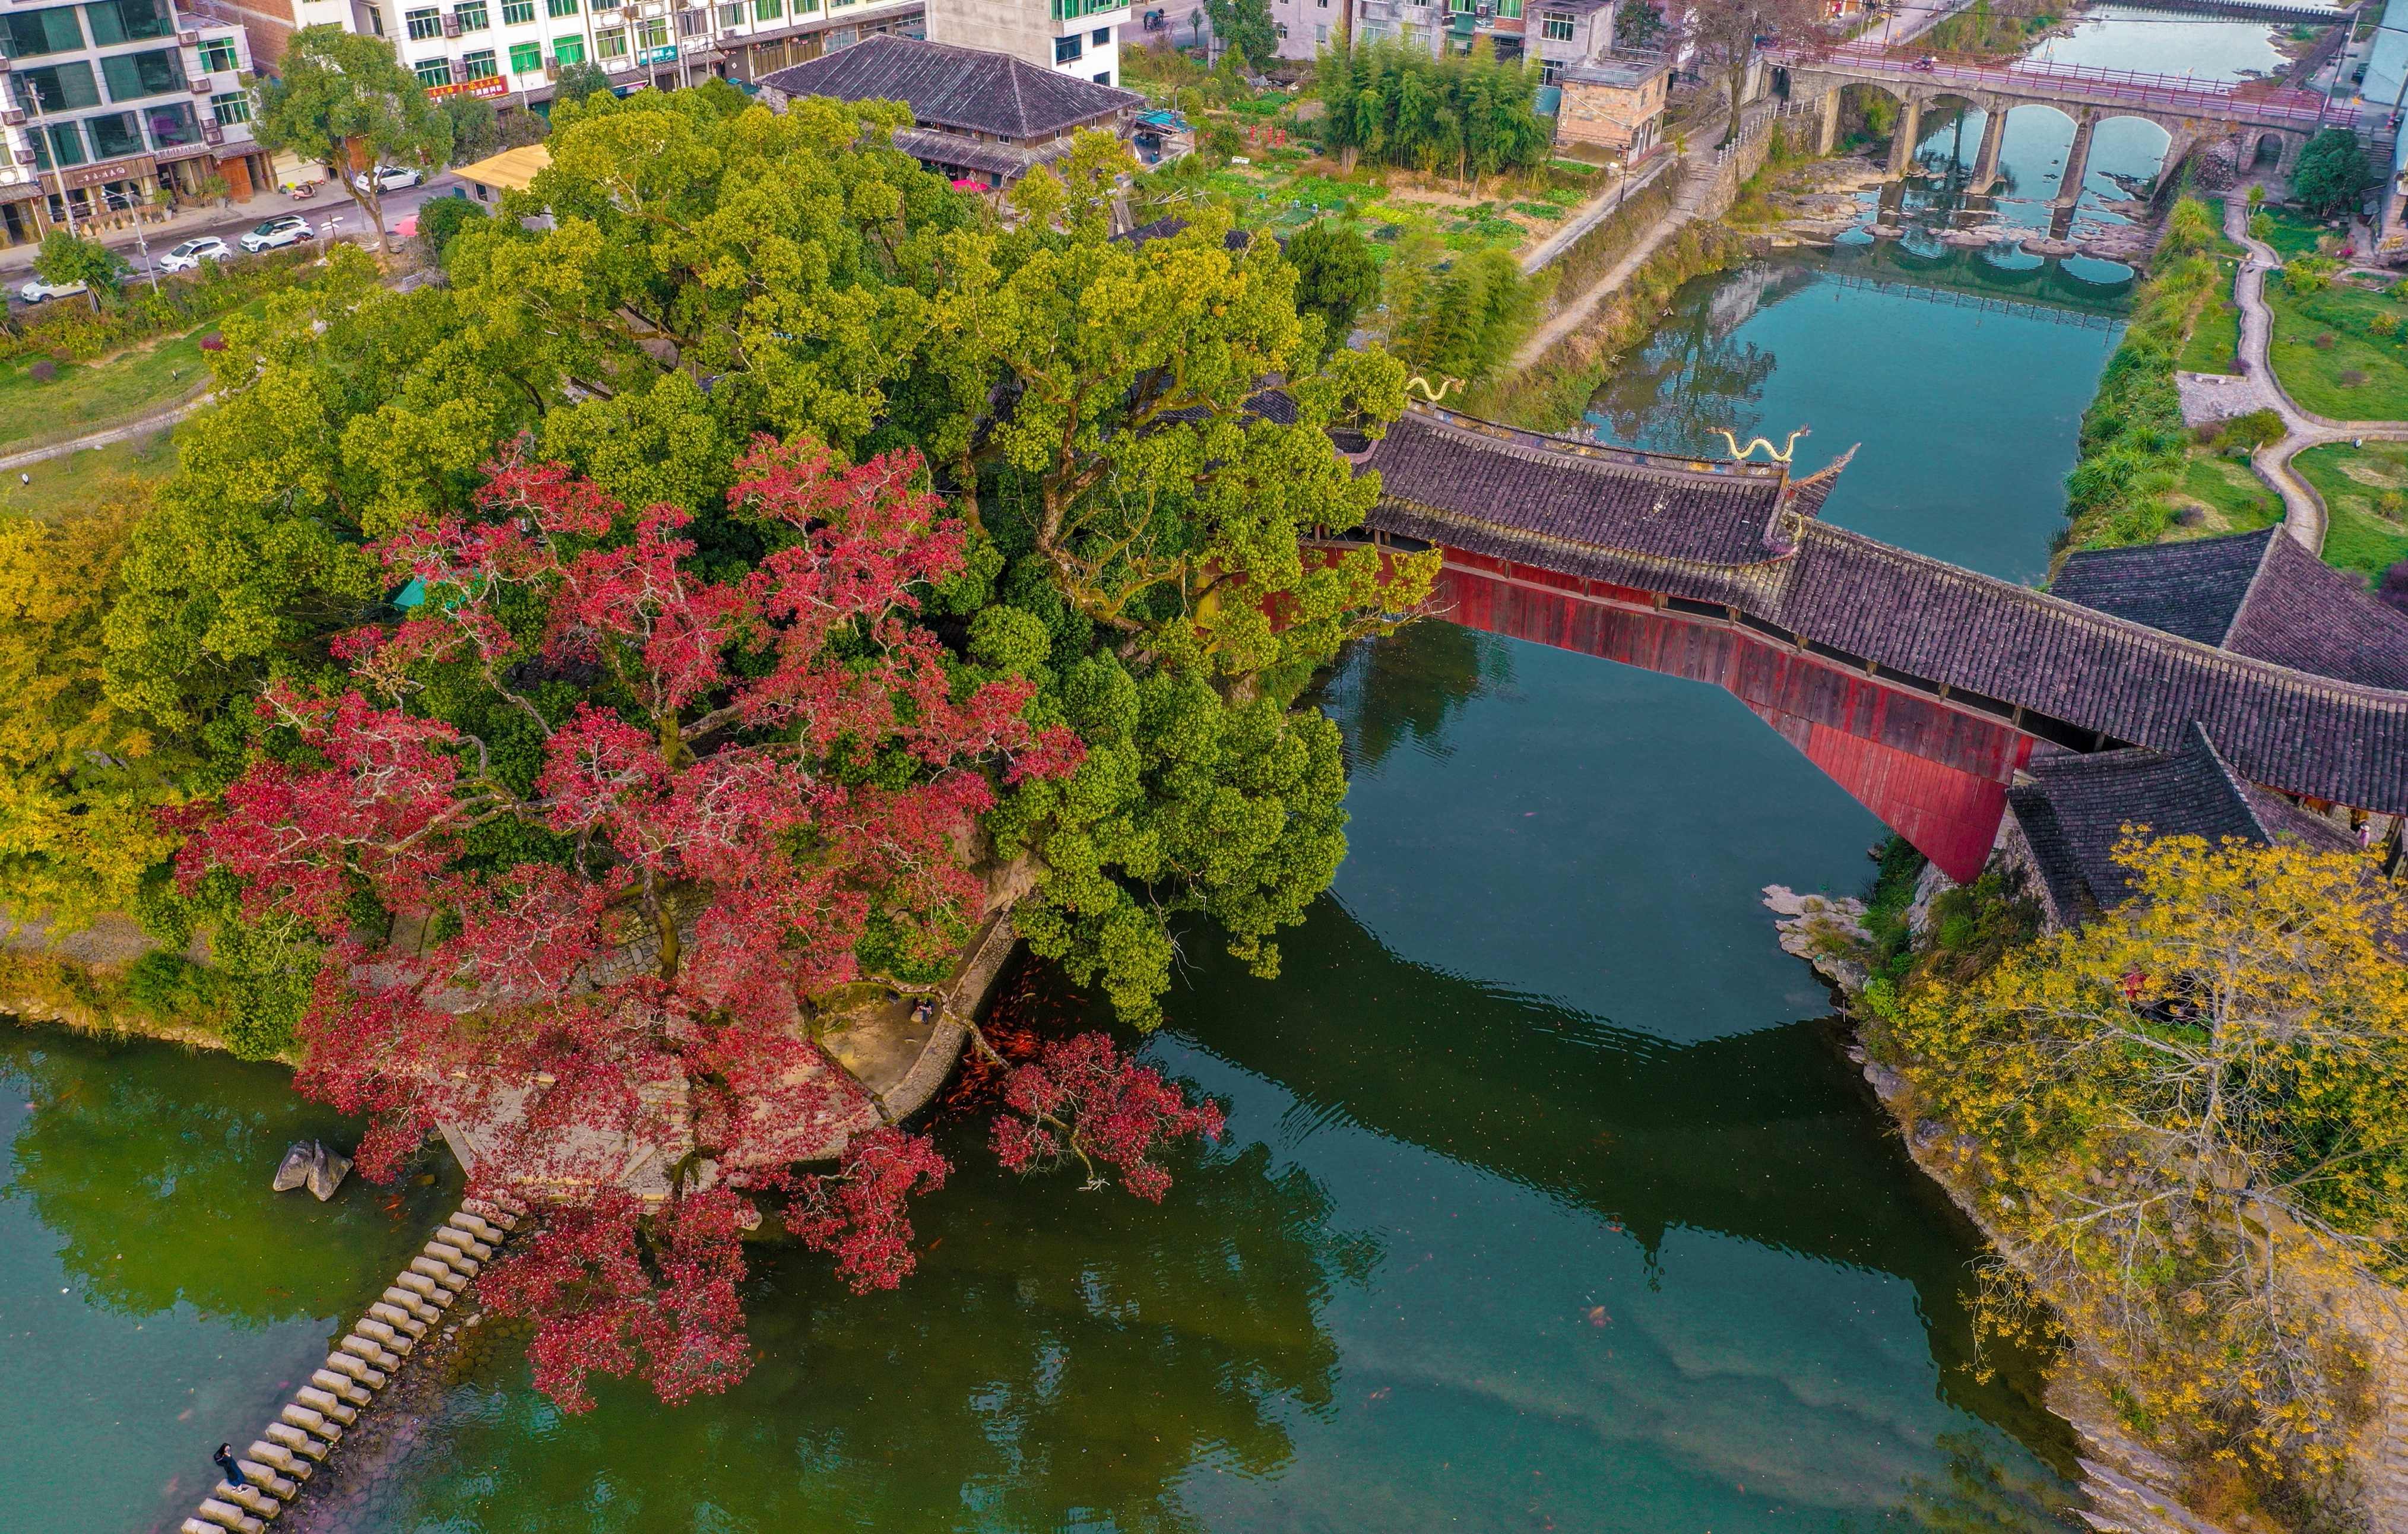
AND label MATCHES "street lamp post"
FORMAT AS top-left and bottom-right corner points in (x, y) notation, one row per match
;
(102, 187), (160, 294)
(10, 69), (84, 240)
